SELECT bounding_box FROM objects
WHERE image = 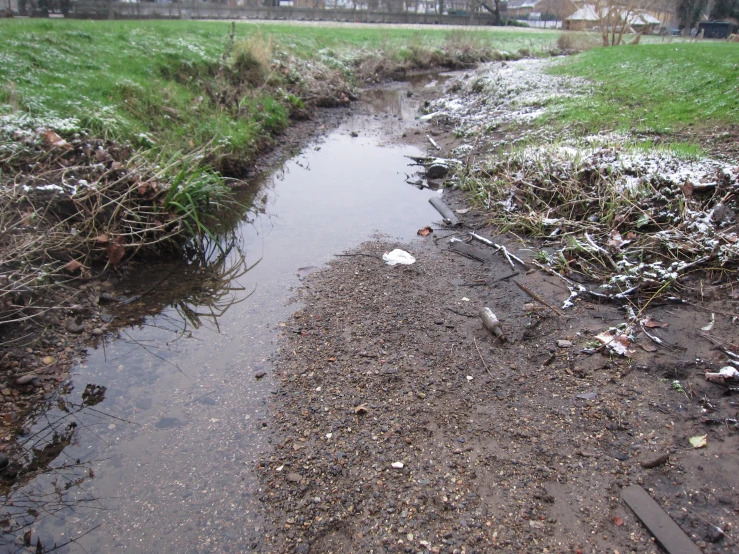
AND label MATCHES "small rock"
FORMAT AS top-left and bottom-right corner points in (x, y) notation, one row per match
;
(155, 417), (182, 429)
(15, 375), (35, 386)
(391, 462), (404, 469)
(640, 452), (670, 469)
(286, 473), (302, 483)
(255, 371), (267, 379)
(0, 453), (8, 471)
(349, 131), (359, 137)
(557, 340), (573, 348)
(91, 328), (103, 336)
(65, 319), (85, 334)
(41, 356), (54, 365)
